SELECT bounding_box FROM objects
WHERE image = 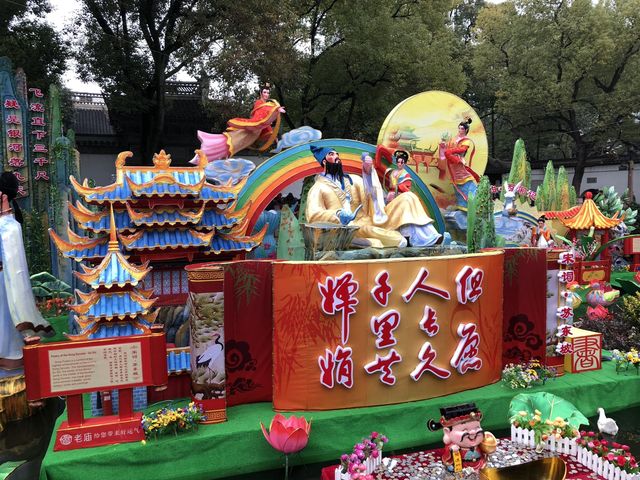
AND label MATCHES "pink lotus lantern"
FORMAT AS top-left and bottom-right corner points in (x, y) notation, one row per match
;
(261, 414), (311, 479)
